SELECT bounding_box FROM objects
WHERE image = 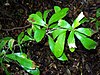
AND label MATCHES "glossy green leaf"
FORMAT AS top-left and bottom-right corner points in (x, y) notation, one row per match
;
(6, 53), (36, 69)
(58, 20), (72, 30)
(48, 8), (69, 25)
(25, 67), (40, 75)
(68, 31), (76, 52)
(36, 11), (42, 19)
(27, 28), (32, 37)
(6, 53), (40, 75)
(76, 28), (93, 36)
(96, 8), (100, 18)
(48, 35), (68, 61)
(8, 39), (15, 51)
(75, 32), (97, 50)
(80, 17), (89, 24)
(54, 6), (61, 13)
(53, 32), (66, 57)
(34, 28), (46, 42)
(52, 29), (67, 39)
(0, 37), (11, 51)
(49, 24), (58, 28)
(48, 35), (55, 52)
(57, 53), (68, 61)
(21, 35), (33, 42)
(32, 25), (40, 32)
(43, 10), (50, 23)
(28, 14), (46, 26)
(72, 12), (84, 28)
(18, 32), (24, 45)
